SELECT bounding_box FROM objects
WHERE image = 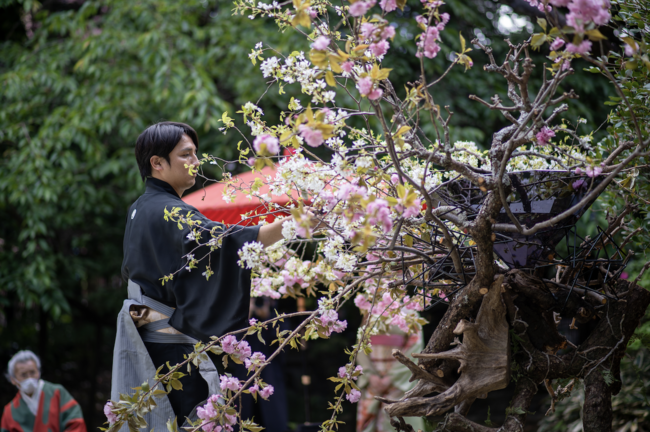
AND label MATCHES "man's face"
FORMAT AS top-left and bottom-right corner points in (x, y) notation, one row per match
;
(11, 360), (40, 387)
(150, 134), (200, 197)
